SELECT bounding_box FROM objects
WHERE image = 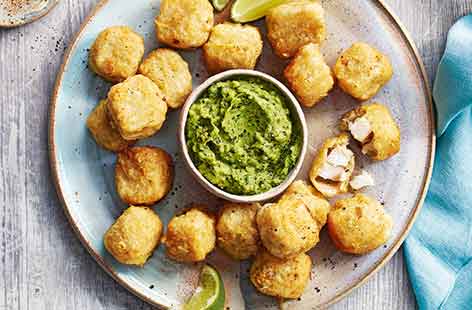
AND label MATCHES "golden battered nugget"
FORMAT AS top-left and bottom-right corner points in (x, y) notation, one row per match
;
(216, 203), (259, 260)
(340, 103), (400, 160)
(328, 194), (393, 255)
(203, 23), (263, 73)
(163, 207), (216, 263)
(281, 180), (331, 227)
(139, 48), (192, 109)
(284, 43), (334, 107)
(107, 75), (167, 140)
(89, 26), (144, 82)
(334, 42), (393, 100)
(257, 193), (322, 259)
(104, 206), (163, 266)
(250, 249), (312, 299)
(155, 0), (213, 49)
(309, 134), (355, 198)
(86, 99), (134, 152)
(266, 1), (326, 58)
(115, 146), (173, 205)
